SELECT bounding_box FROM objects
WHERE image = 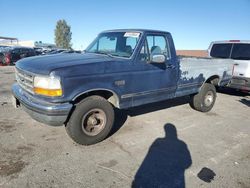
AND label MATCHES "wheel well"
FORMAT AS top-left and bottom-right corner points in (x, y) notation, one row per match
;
(73, 90), (120, 108)
(205, 75), (220, 86)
